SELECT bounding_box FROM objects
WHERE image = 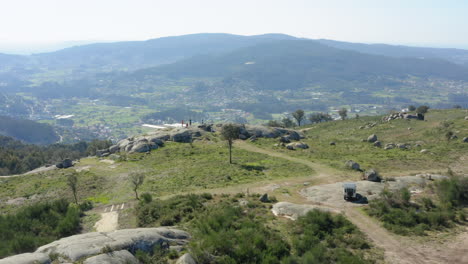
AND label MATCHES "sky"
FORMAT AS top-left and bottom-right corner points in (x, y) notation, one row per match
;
(1, 0), (468, 53)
